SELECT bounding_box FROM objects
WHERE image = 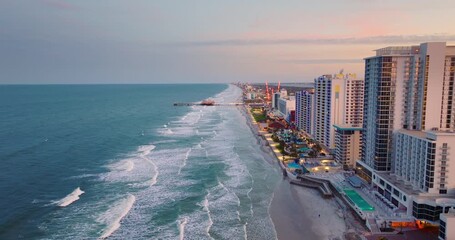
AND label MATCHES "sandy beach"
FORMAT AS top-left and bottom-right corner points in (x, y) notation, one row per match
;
(270, 180), (348, 240)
